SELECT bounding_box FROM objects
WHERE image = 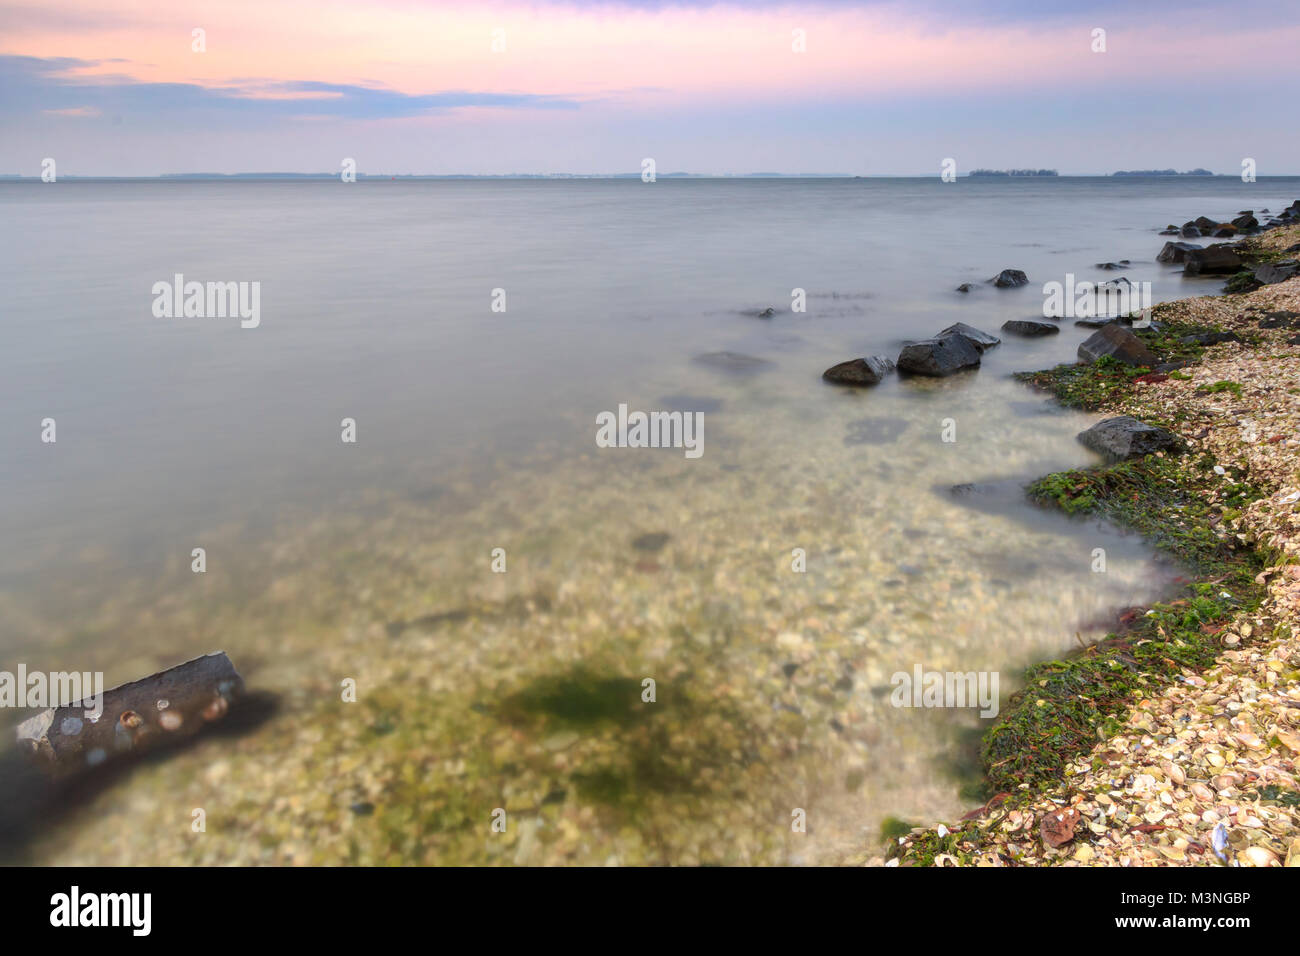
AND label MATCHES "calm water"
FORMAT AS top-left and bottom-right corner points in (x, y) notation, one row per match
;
(1, 177), (1295, 864)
